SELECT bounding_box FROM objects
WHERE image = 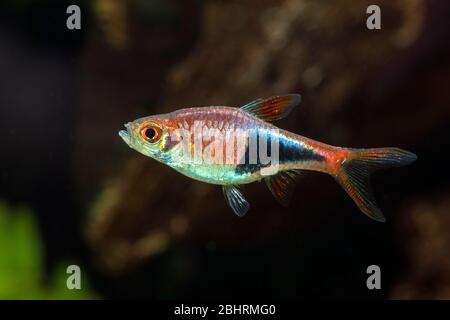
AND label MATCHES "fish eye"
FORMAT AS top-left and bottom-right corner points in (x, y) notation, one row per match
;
(140, 125), (161, 143)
